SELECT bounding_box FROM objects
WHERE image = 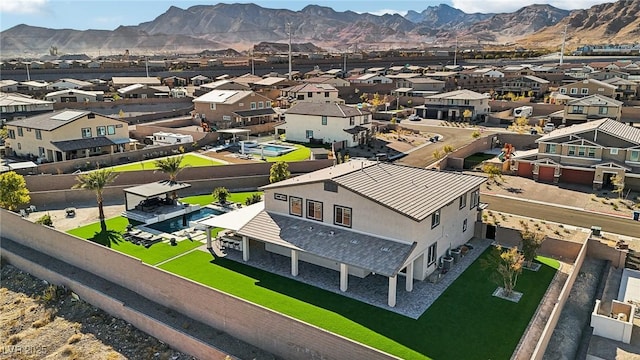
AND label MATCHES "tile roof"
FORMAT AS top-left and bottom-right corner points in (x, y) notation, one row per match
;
(0, 93), (53, 106)
(237, 211), (416, 277)
(567, 94), (623, 106)
(8, 109), (91, 130)
(282, 83), (338, 93)
(285, 102), (369, 118)
(193, 90), (254, 104)
(426, 89), (489, 101)
(537, 118), (640, 145)
(263, 161), (486, 222)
